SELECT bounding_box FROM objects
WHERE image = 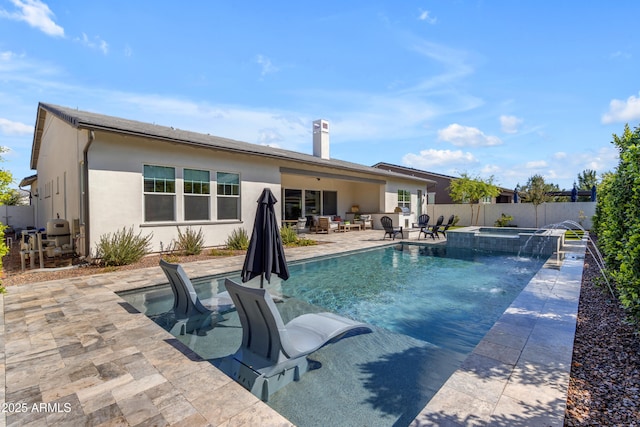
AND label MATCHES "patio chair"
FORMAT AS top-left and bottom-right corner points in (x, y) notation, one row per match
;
(358, 214), (373, 230)
(221, 279), (370, 401)
(316, 216), (338, 233)
(296, 217), (307, 234)
(159, 259), (234, 334)
(381, 216), (403, 240)
(439, 214), (455, 238)
(429, 215), (445, 239)
(416, 214), (436, 240)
